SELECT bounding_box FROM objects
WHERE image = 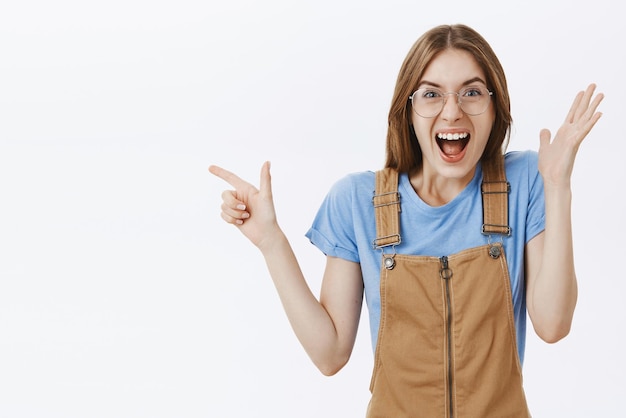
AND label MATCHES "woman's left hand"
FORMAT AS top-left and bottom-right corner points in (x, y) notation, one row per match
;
(538, 83), (604, 188)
